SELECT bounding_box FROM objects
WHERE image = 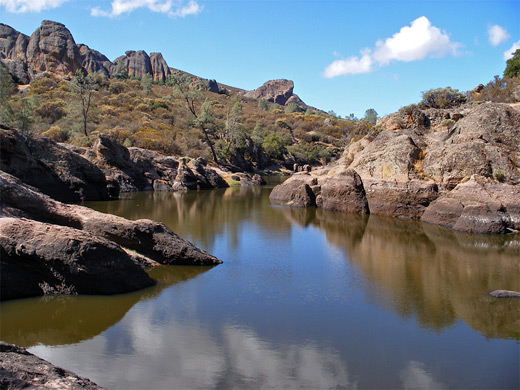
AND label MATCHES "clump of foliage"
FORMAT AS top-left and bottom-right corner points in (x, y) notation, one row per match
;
(419, 87), (467, 109)
(504, 49), (520, 79)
